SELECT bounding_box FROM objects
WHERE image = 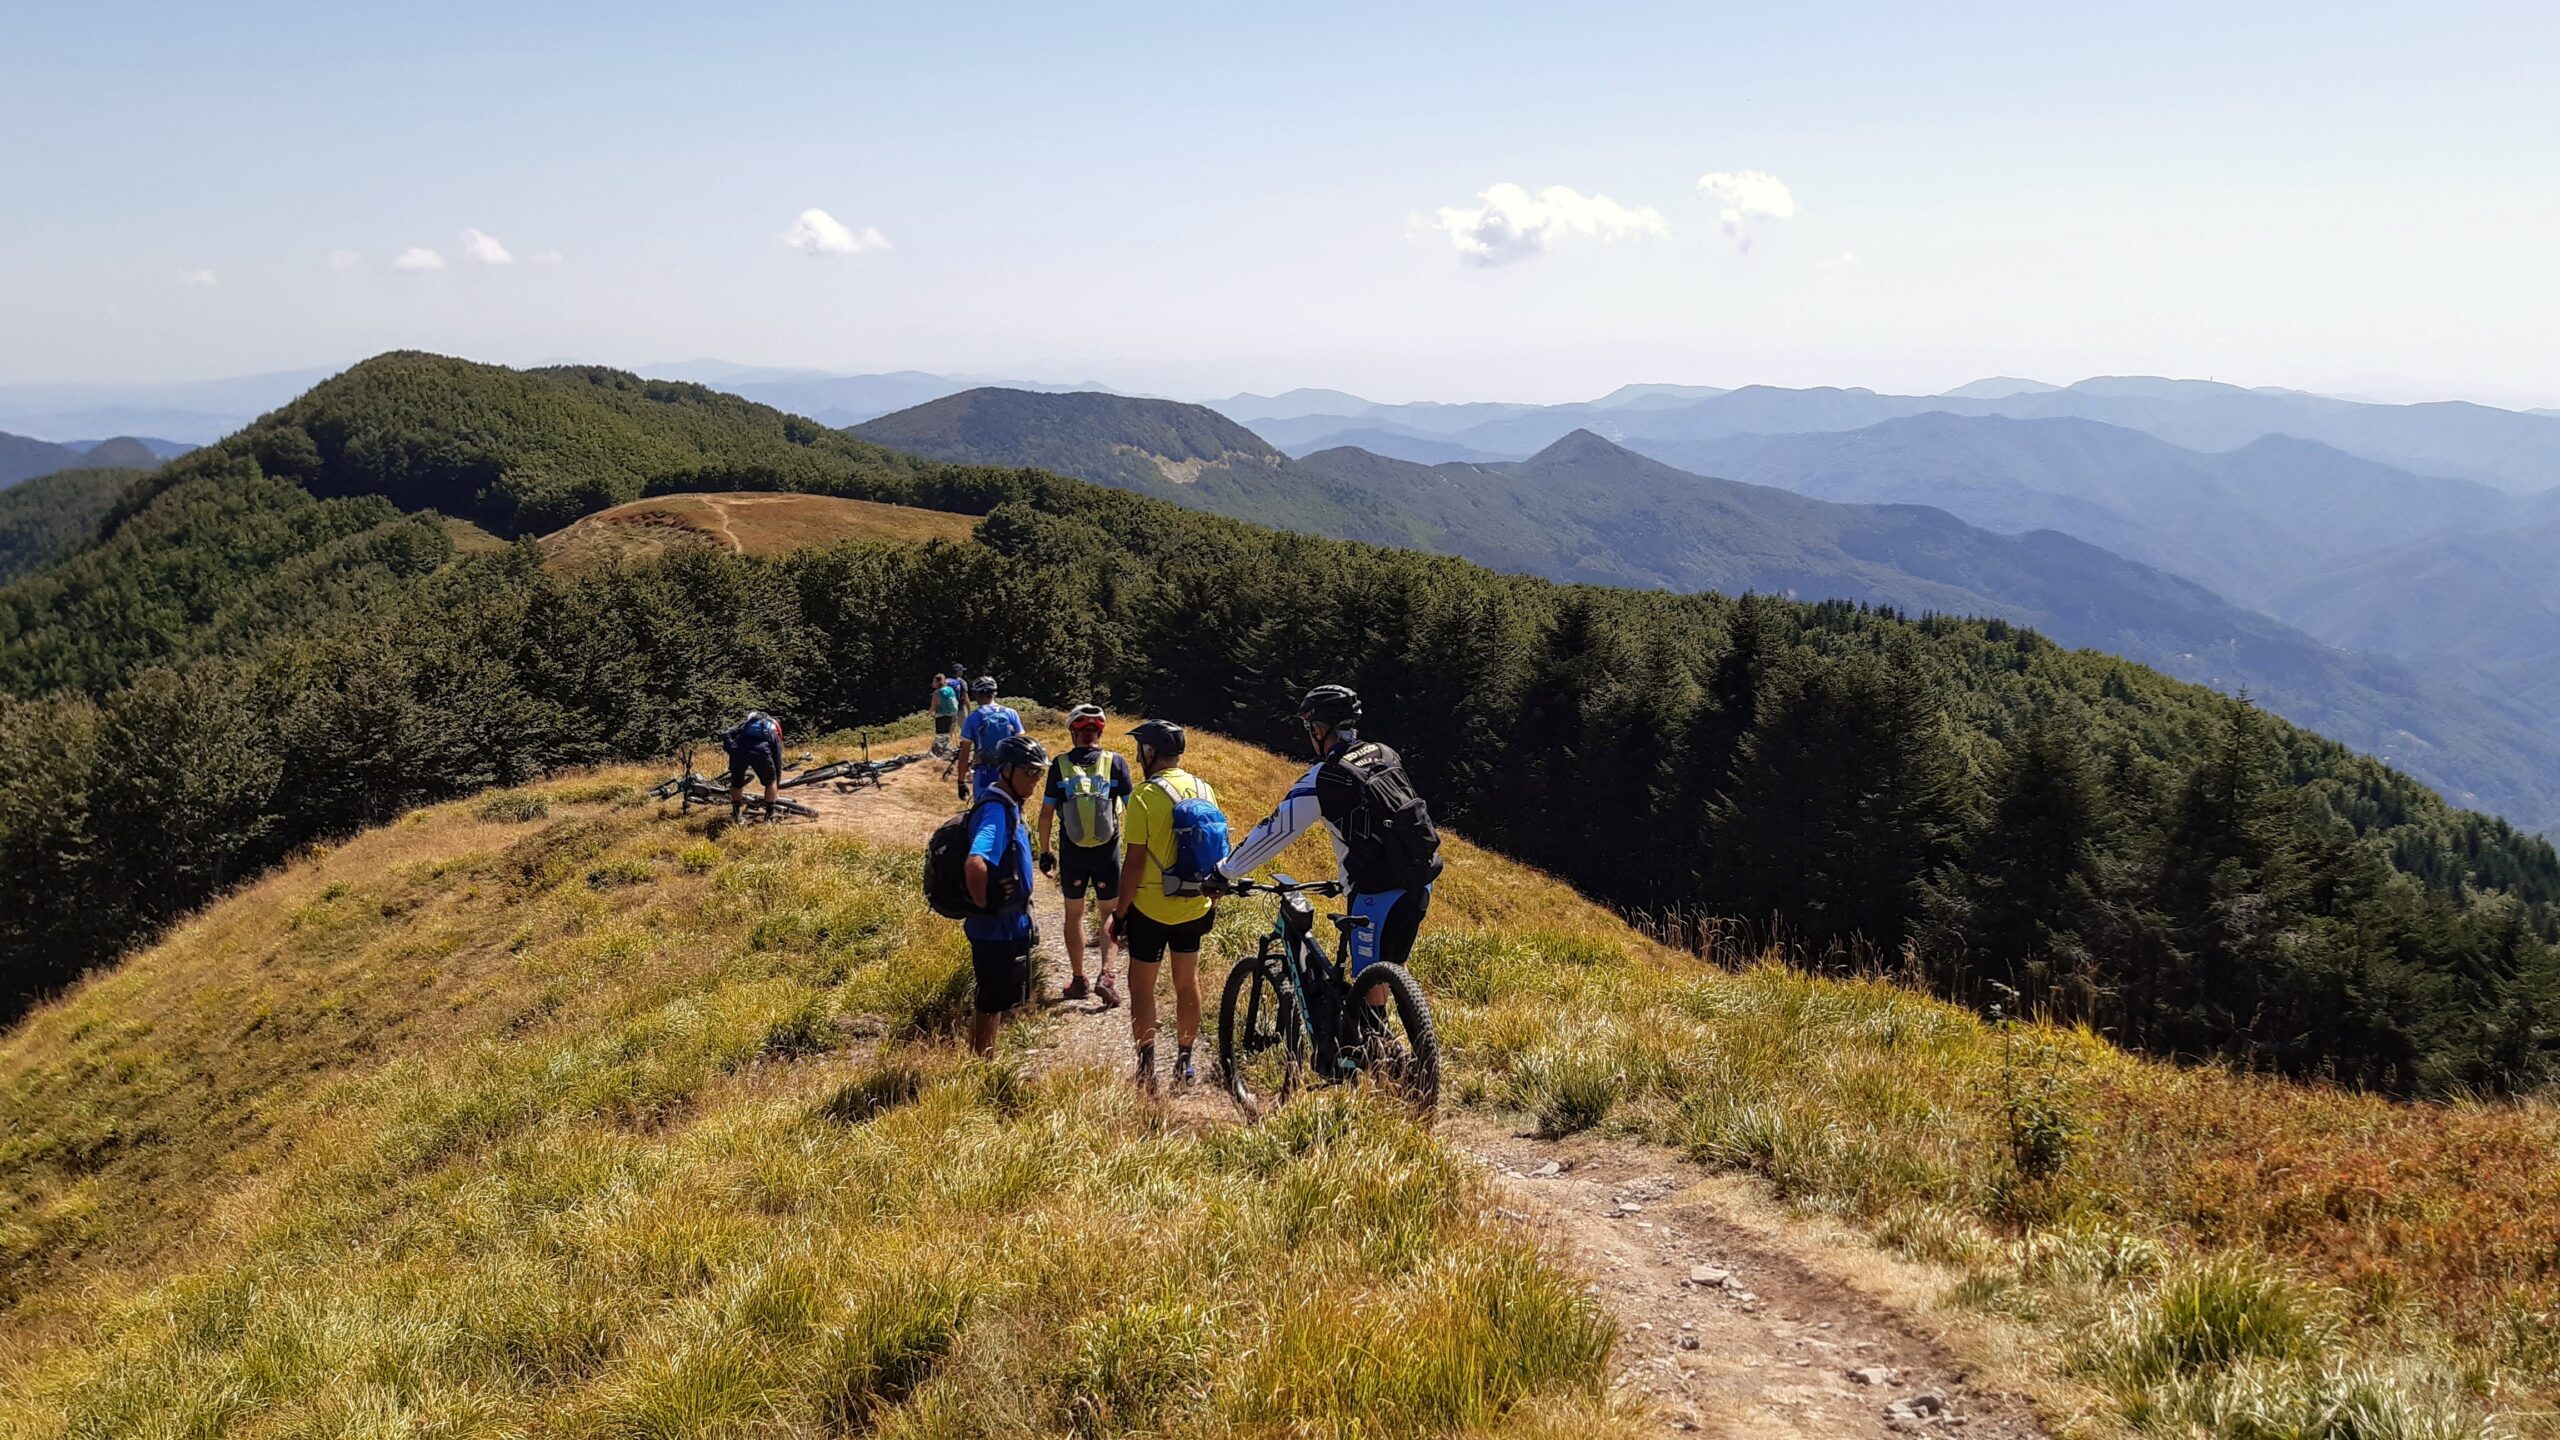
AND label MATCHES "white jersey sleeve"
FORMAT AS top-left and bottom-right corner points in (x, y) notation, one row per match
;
(1218, 760), (1346, 877)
